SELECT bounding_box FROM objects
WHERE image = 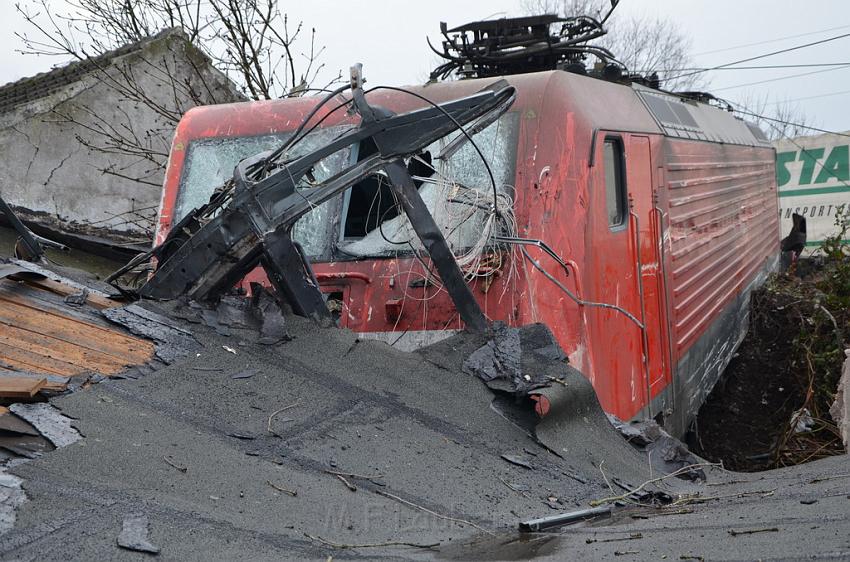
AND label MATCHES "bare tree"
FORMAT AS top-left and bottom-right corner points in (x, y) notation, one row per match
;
(11, 0), (338, 238)
(731, 93), (816, 141)
(520, 0), (706, 91)
(16, 0), (339, 100)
